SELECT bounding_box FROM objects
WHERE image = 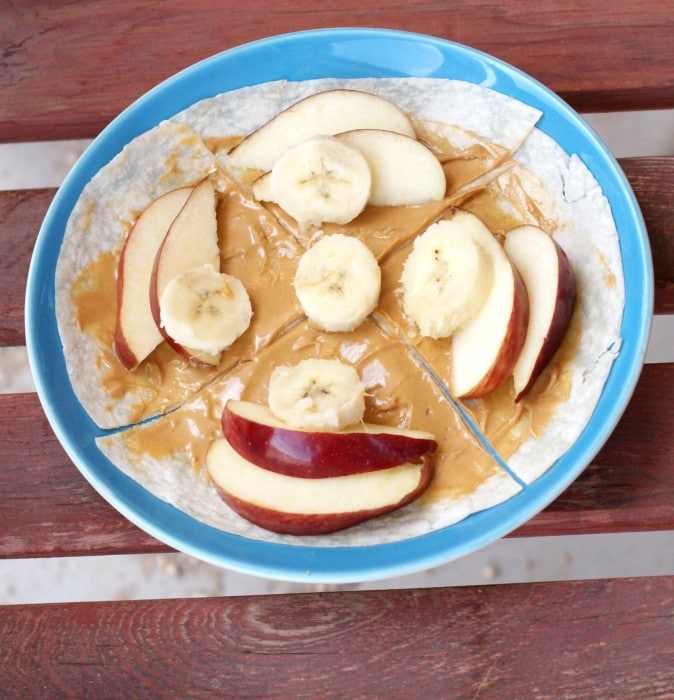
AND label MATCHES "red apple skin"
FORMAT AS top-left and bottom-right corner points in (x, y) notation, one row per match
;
(210, 454), (434, 536)
(148, 263), (190, 362)
(515, 242), (576, 401)
(147, 265), (216, 367)
(458, 264), (530, 400)
(148, 240), (221, 368)
(222, 402), (438, 478)
(147, 179), (221, 367)
(114, 186), (196, 370)
(114, 242), (140, 370)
